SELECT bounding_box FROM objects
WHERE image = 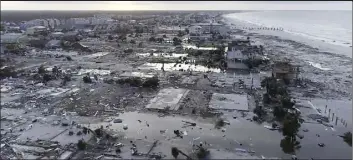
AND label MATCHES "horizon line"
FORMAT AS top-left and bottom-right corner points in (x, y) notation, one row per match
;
(1, 9), (352, 11)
